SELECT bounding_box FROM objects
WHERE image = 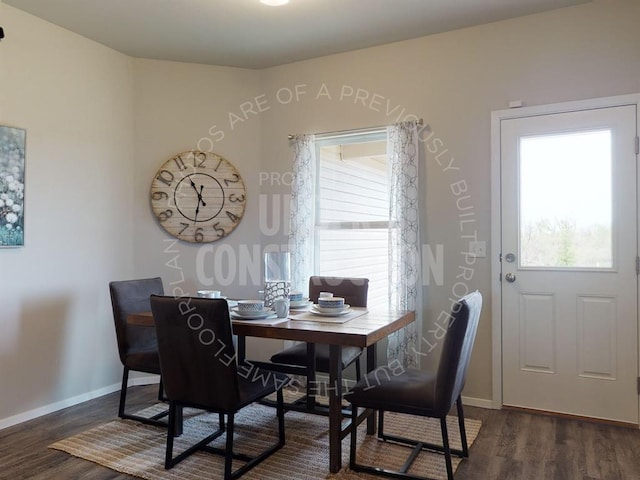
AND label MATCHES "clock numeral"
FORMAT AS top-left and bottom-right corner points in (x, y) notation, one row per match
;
(173, 155), (187, 170)
(194, 228), (205, 243)
(214, 157), (223, 172)
(152, 191), (169, 201)
(226, 210), (240, 223)
(178, 222), (189, 235)
(158, 209), (173, 222)
(229, 193), (245, 203)
(213, 222), (226, 238)
(224, 173), (240, 186)
(193, 151), (207, 168)
(156, 169), (175, 186)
